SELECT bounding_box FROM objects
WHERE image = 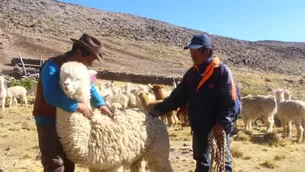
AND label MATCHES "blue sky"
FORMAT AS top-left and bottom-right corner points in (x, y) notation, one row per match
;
(60, 0), (305, 42)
